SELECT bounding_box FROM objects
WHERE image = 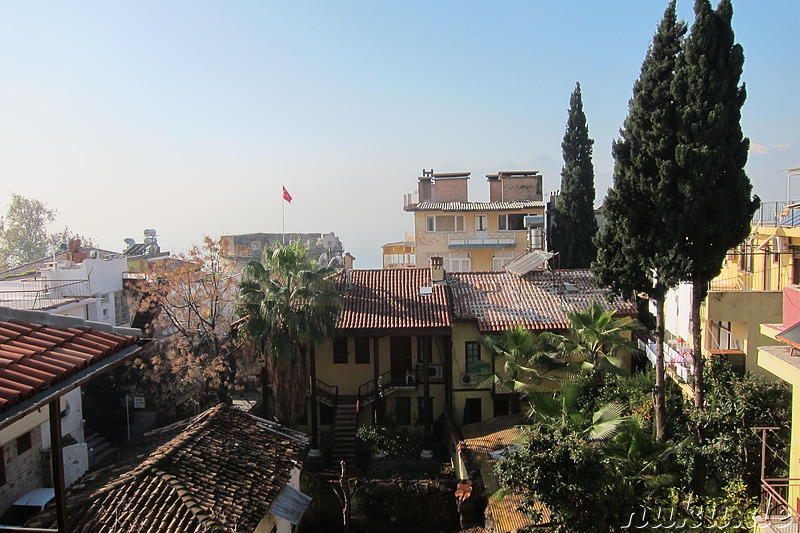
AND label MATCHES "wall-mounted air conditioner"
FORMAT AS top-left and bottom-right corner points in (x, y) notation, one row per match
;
(460, 373), (477, 386)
